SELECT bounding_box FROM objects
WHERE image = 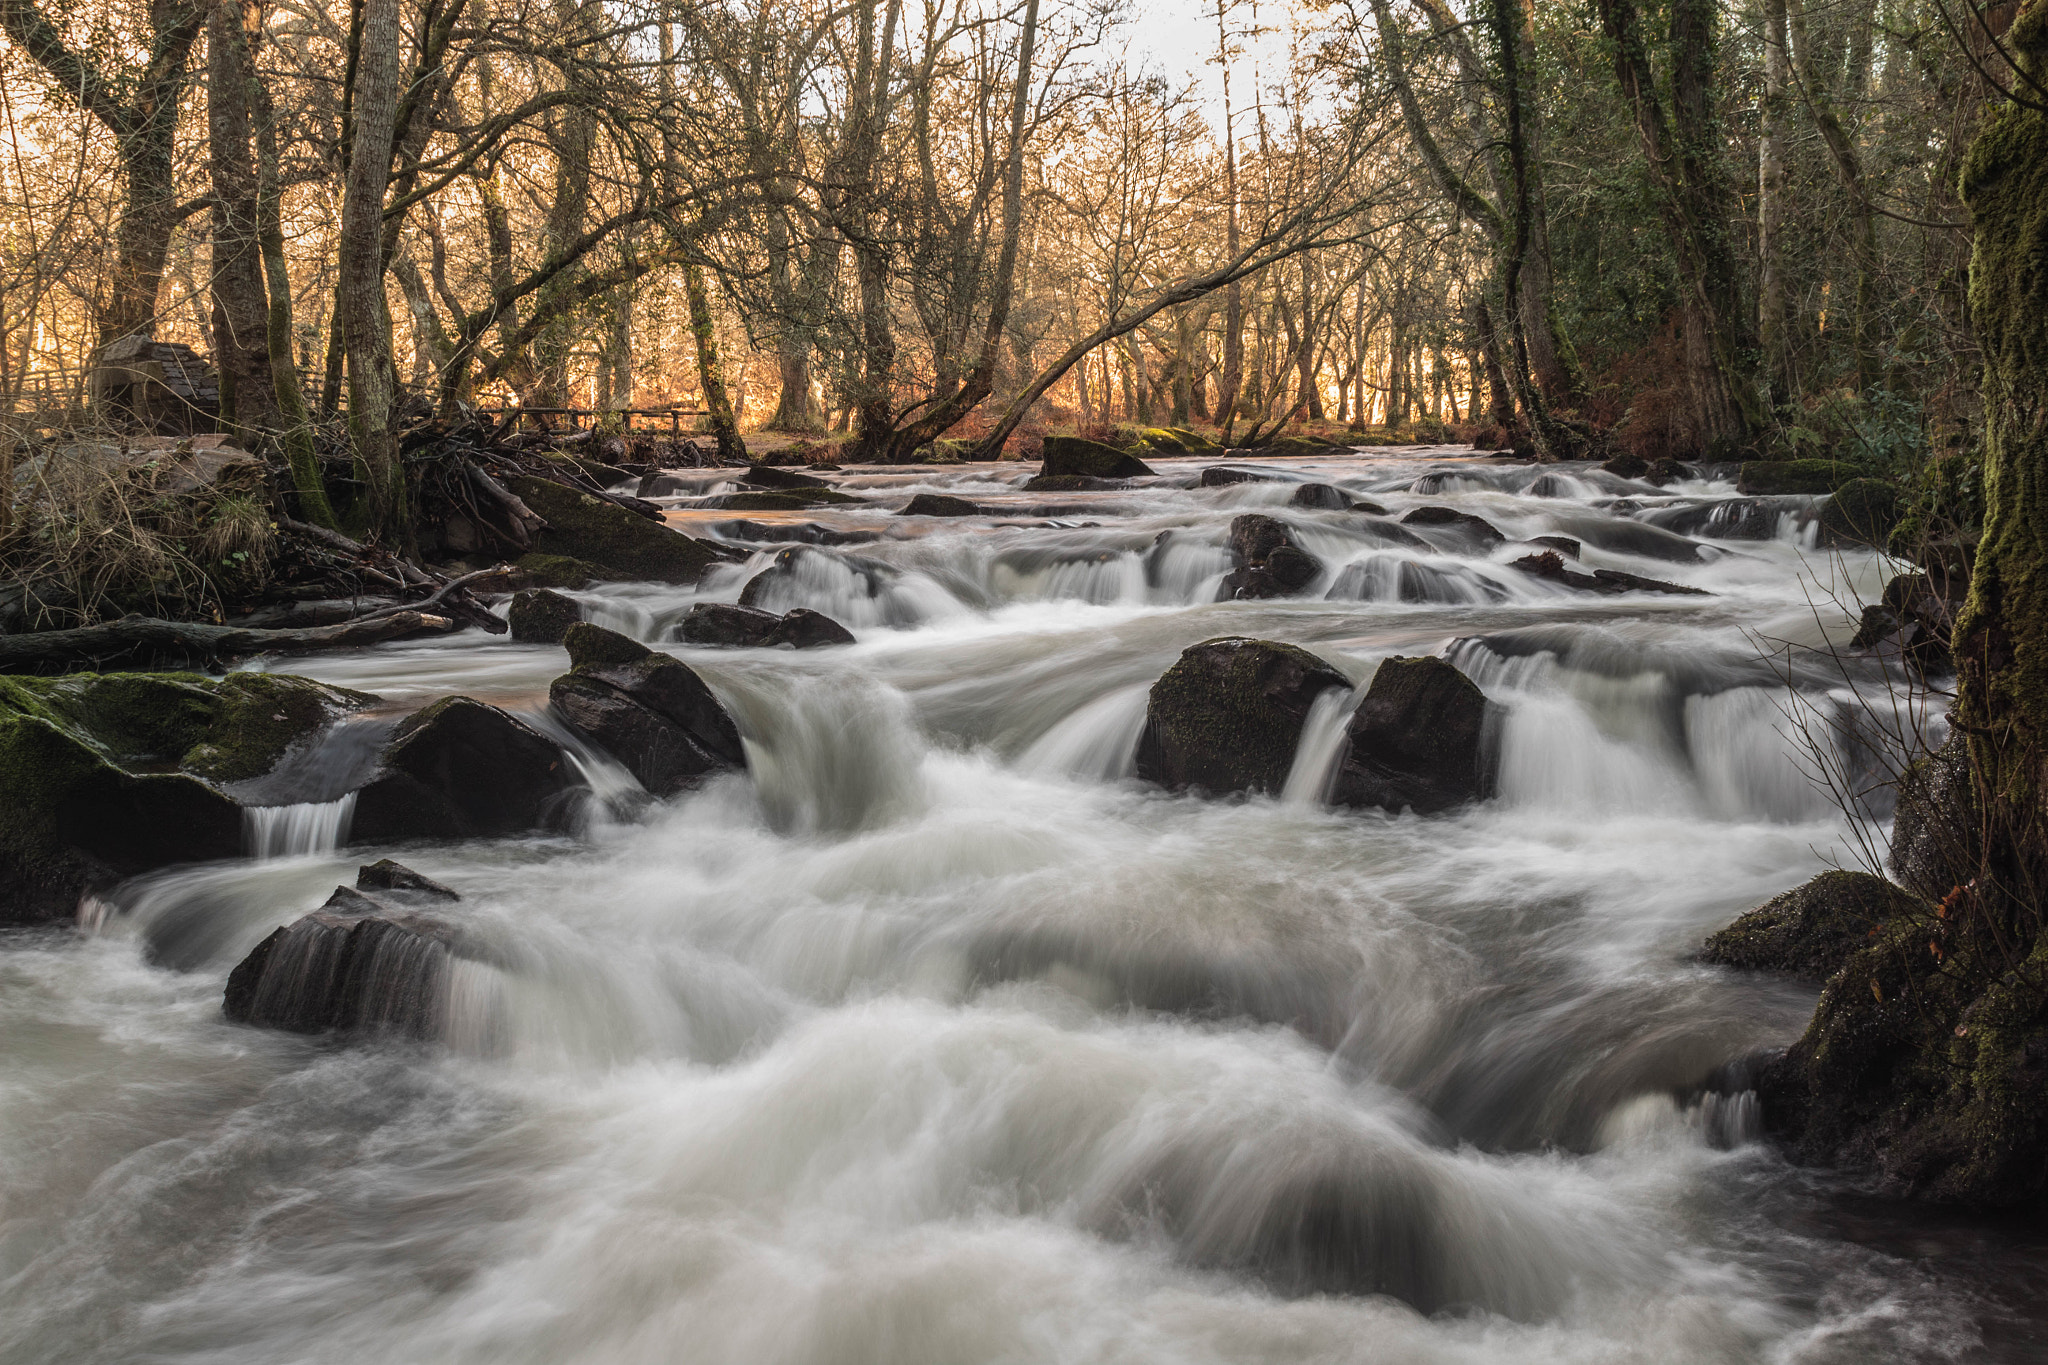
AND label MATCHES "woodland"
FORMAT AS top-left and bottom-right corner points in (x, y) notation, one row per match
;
(6, 0), (2048, 1281)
